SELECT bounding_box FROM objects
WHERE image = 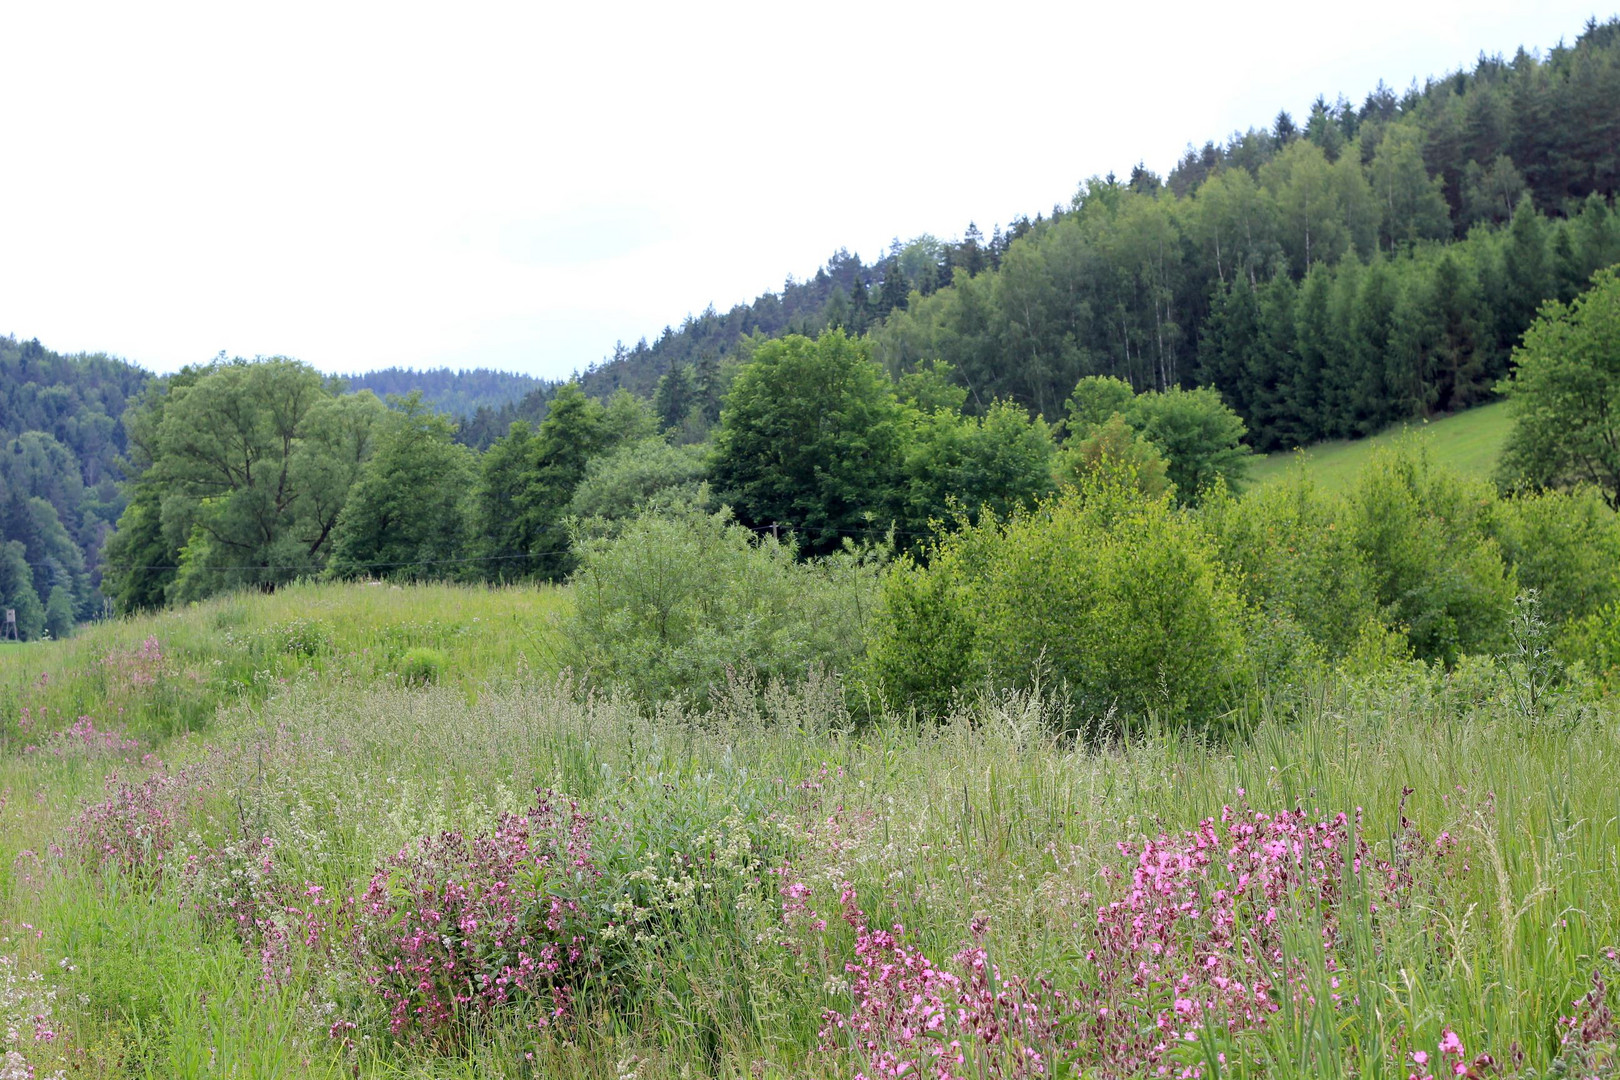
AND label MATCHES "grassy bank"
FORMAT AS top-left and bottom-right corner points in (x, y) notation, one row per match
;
(1248, 400), (1511, 492)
